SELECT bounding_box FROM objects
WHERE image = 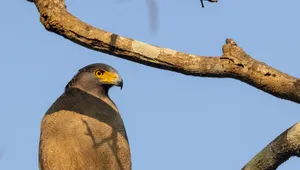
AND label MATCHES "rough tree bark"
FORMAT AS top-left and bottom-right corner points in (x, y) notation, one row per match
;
(28, 0), (300, 169)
